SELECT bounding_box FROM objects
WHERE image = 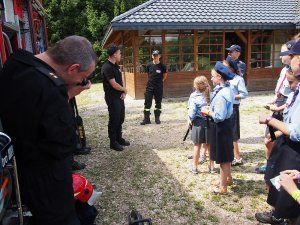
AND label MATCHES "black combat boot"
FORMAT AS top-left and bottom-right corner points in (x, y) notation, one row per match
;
(140, 111), (151, 125)
(110, 141), (124, 151)
(154, 110), (161, 124)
